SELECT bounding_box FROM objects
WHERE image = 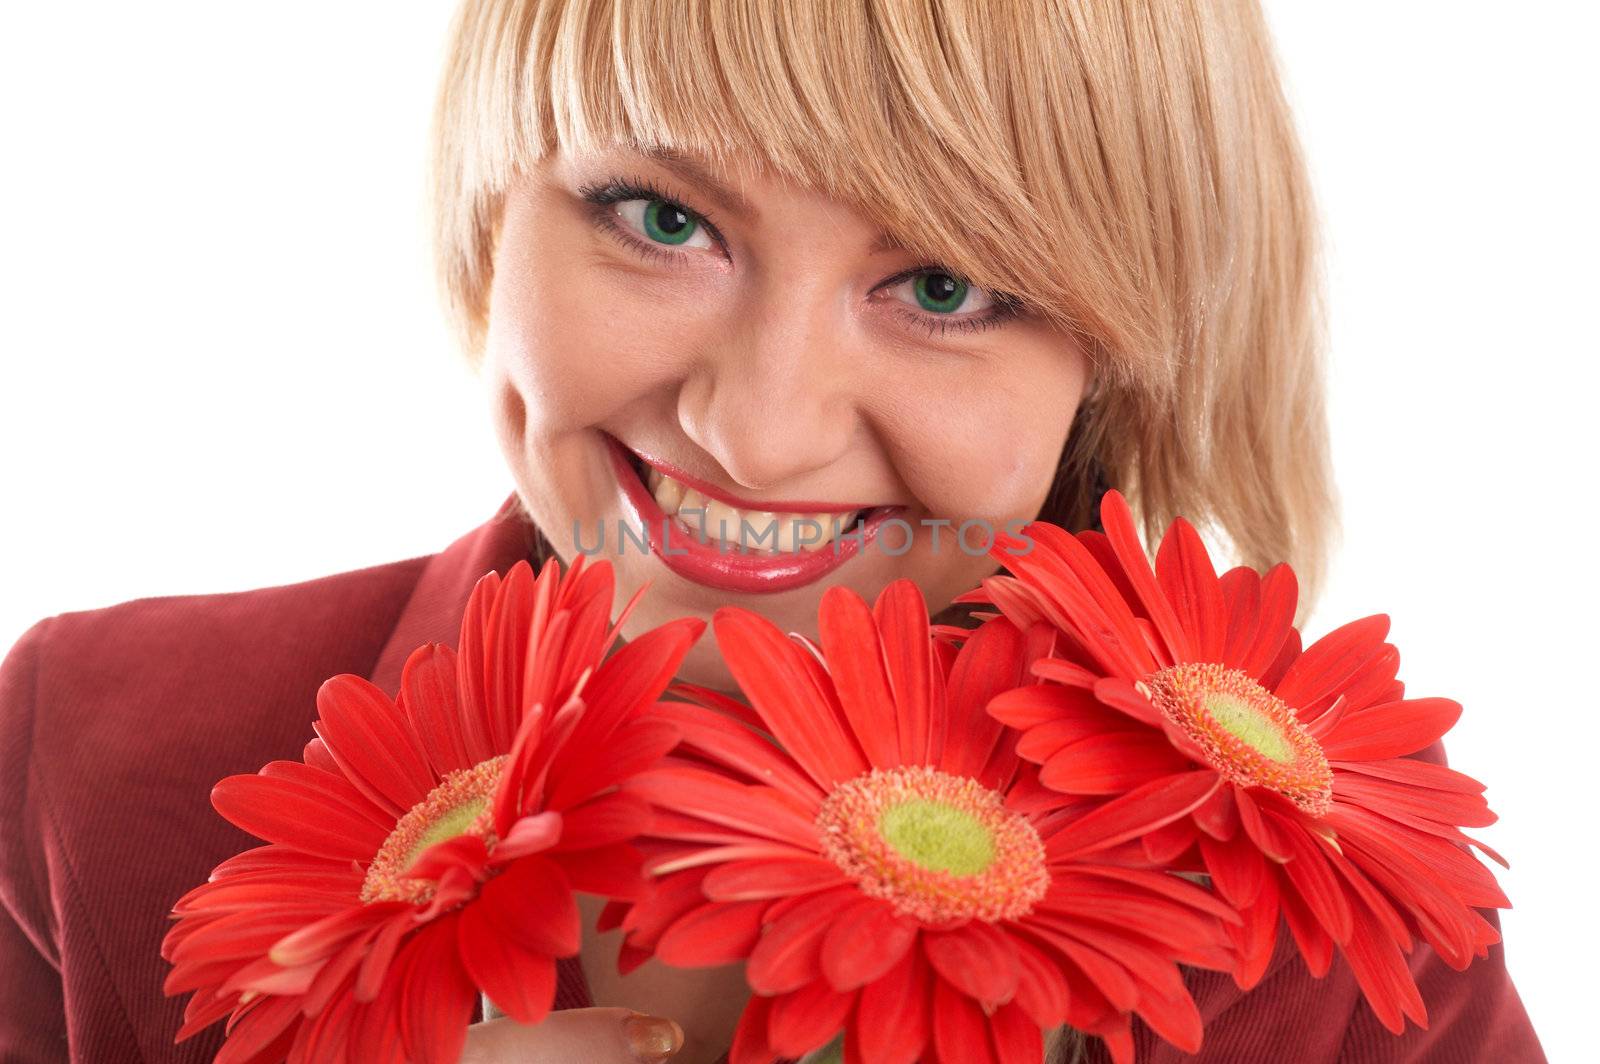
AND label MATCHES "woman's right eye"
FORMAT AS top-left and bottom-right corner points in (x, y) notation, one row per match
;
(613, 199), (717, 251)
